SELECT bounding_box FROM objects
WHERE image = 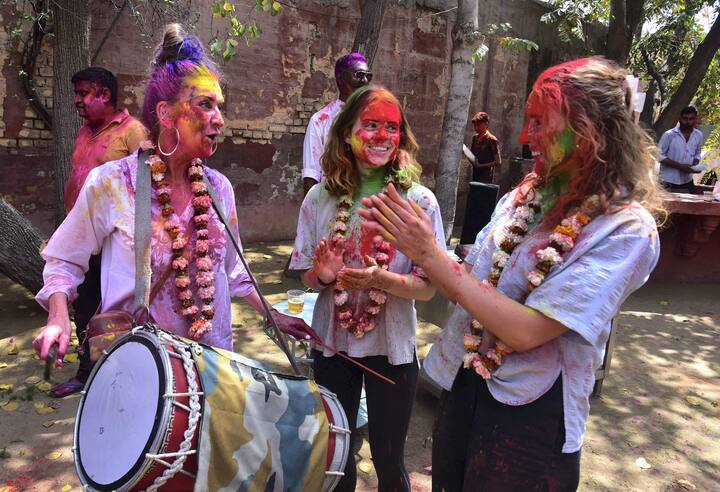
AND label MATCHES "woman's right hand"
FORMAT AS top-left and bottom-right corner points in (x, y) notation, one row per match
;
(313, 238), (345, 285)
(33, 293), (72, 367)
